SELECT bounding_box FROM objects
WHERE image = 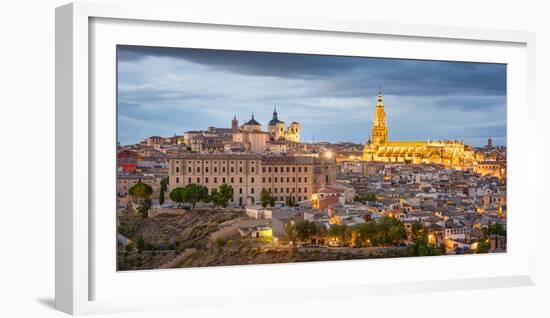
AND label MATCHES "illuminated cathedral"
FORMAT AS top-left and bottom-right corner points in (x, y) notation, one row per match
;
(363, 90), (476, 169)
